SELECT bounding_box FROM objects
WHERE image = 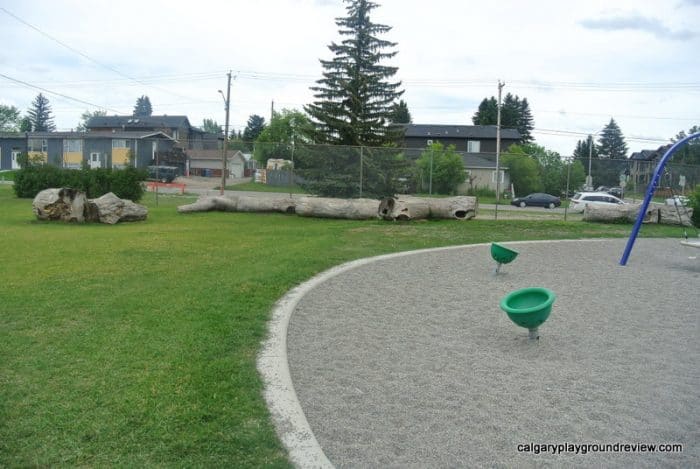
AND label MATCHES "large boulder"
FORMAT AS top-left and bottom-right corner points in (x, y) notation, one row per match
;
(33, 188), (88, 222)
(87, 192), (148, 224)
(32, 188), (147, 224)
